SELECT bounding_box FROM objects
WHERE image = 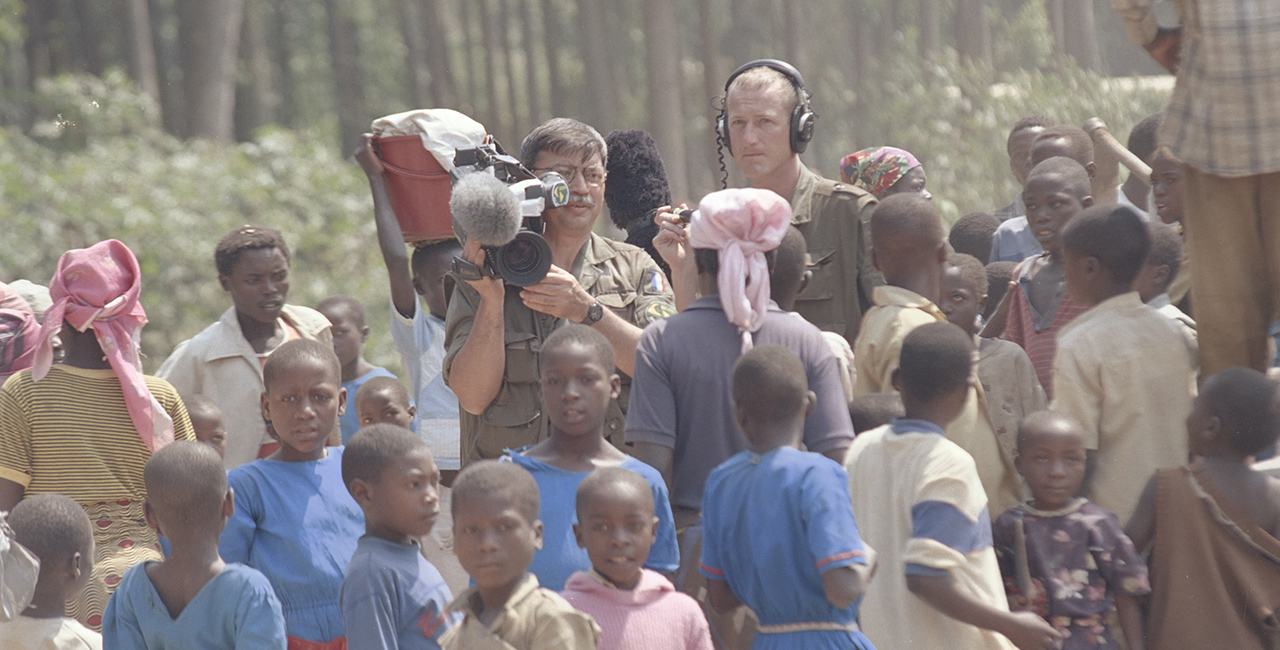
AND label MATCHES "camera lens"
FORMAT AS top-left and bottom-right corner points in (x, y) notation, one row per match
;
(495, 232), (553, 286)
